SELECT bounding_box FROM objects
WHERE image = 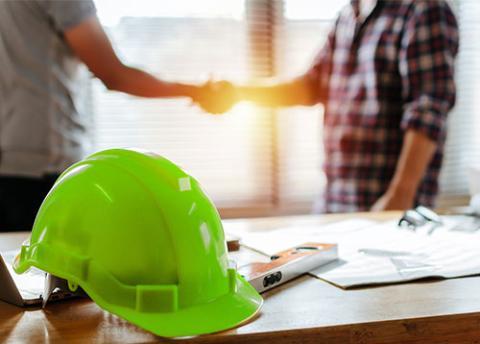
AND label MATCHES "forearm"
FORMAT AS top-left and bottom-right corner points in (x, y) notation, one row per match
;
(237, 77), (317, 107)
(63, 17), (199, 100)
(371, 129), (437, 211)
(388, 129), (437, 201)
(104, 65), (198, 99)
